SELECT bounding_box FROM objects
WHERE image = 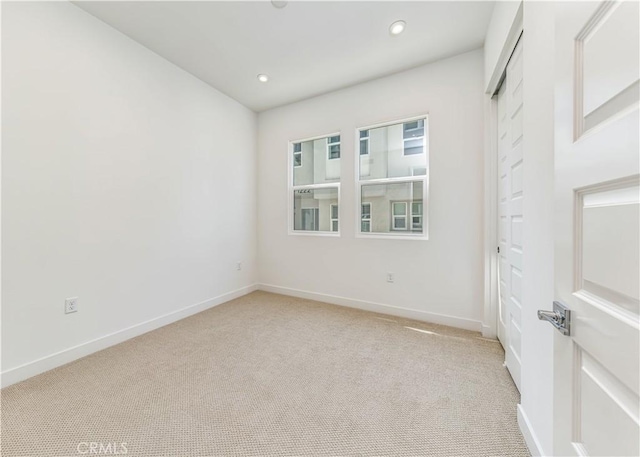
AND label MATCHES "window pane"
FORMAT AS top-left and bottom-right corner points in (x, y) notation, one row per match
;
(331, 220), (339, 232)
(293, 135), (341, 186)
(293, 187), (339, 232)
(394, 217), (406, 229)
(362, 203), (371, 218)
(360, 130), (369, 139)
(403, 120), (425, 139)
(392, 202), (407, 216)
(361, 221), (371, 232)
(331, 204), (338, 219)
(360, 181), (424, 234)
(359, 139), (369, 155)
(404, 137), (424, 156)
(358, 118), (427, 180)
(293, 143), (302, 152)
(412, 202), (423, 215)
(328, 144), (340, 159)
